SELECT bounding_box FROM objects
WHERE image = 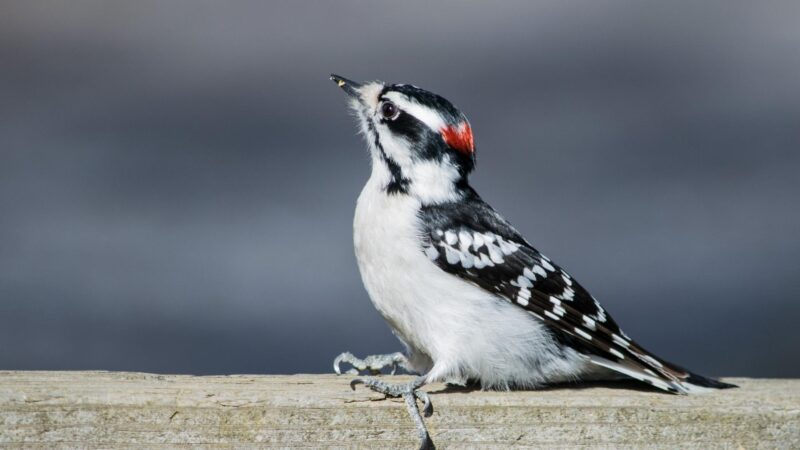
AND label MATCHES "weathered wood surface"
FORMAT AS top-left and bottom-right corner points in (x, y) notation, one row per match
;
(0, 371), (797, 449)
